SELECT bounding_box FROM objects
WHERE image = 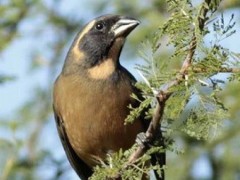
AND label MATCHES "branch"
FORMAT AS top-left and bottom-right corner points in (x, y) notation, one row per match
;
(126, 0), (214, 179)
(128, 91), (171, 164)
(192, 67), (240, 73)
